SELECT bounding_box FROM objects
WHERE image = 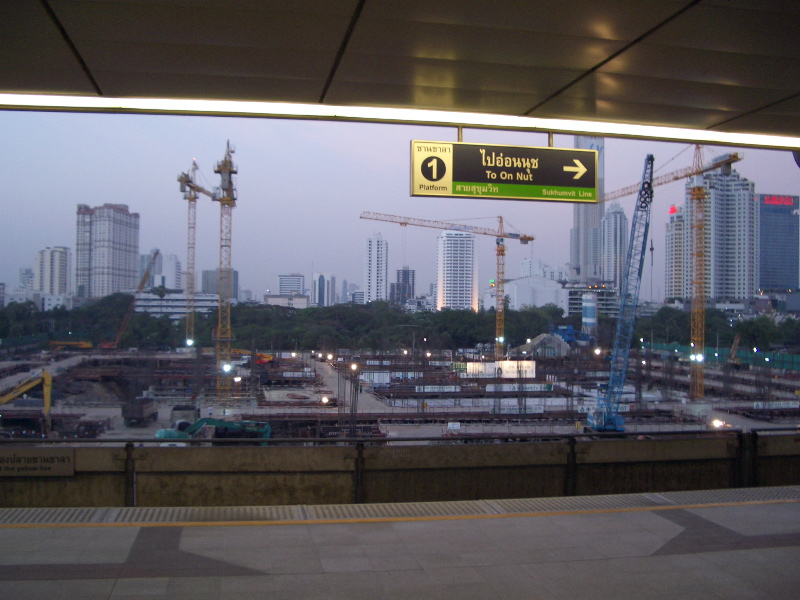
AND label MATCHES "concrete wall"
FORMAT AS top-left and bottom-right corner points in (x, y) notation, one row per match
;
(1, 432), (798, 508)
